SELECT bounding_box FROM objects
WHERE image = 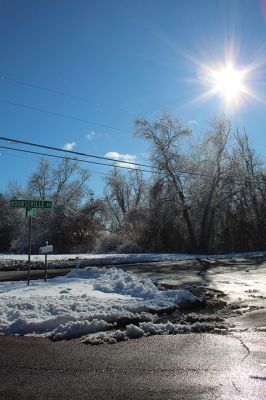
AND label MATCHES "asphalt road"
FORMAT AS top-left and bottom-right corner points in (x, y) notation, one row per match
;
(0, 332), (265, 400)
(0, 268), (70, 282)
